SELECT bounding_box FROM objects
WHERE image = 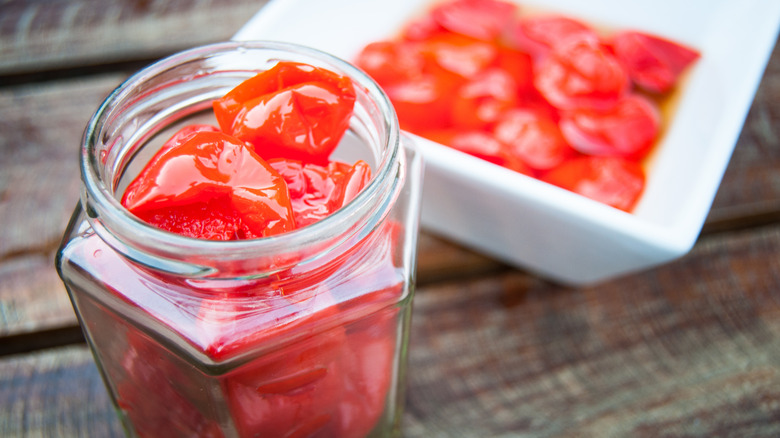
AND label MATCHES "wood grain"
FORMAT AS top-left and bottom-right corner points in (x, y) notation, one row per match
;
(0, 0), (268, 76)
(0, 255), (76, 336)
(416, 232), (508, 286)
(0, 76), (124, 341)
(706, 38), (780, 233)
(0, 75), (122, 260)
(0, 345), (123, 437)
(405, 224), (780, 437)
